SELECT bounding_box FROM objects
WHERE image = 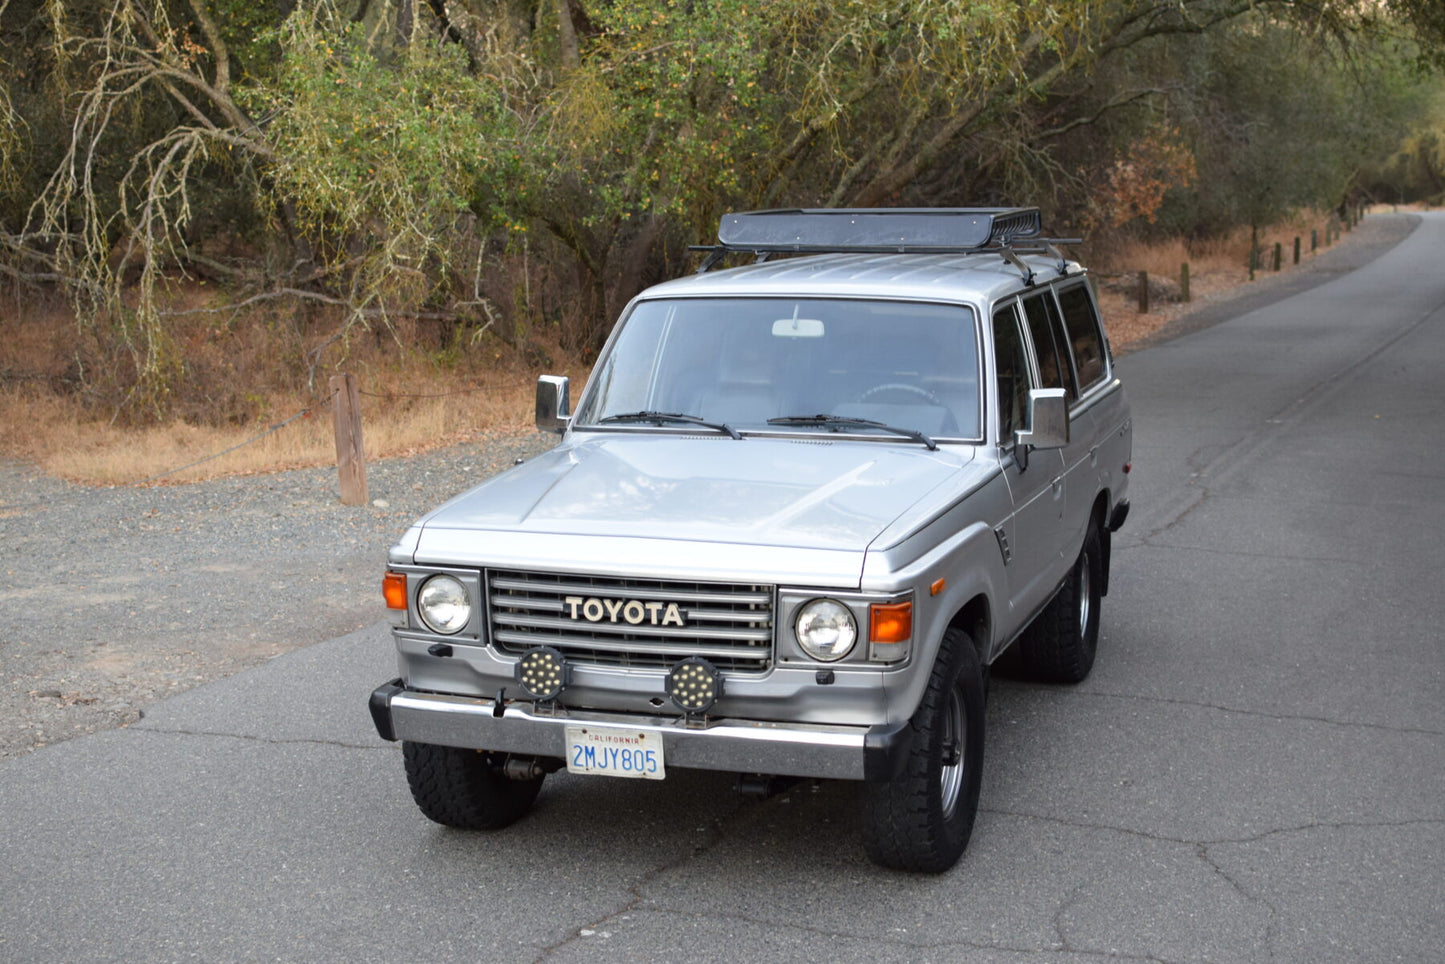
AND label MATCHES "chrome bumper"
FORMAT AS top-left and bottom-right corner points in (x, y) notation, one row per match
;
(370, 679), (911, 782)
